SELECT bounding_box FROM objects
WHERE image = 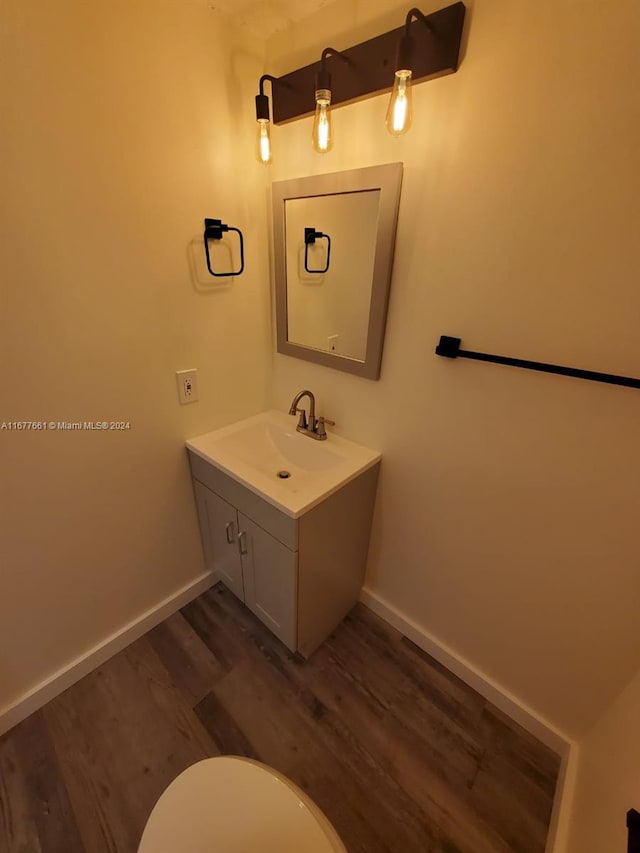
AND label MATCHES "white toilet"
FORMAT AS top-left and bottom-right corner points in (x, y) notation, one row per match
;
(138, 756), (348, 853)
